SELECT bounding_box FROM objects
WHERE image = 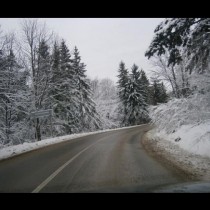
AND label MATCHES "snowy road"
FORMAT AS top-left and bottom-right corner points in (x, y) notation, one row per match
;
(0, 125), (190, 192)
